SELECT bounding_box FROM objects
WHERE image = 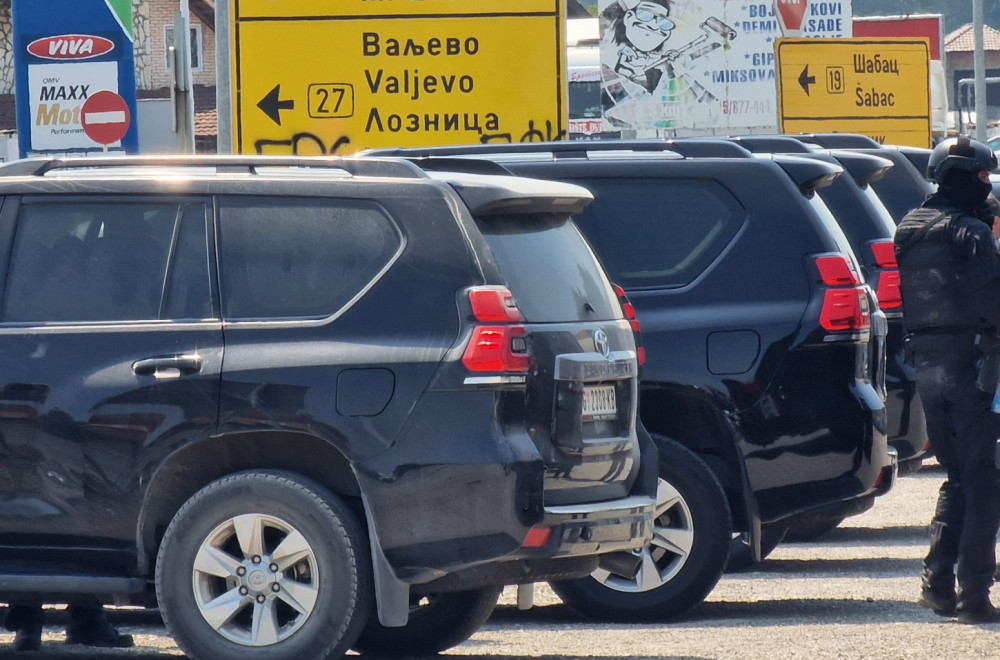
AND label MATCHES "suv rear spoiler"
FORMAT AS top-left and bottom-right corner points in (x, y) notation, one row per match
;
(426, 171), (594, 216)
(768, 155), (843, 196)
(826, 150), (894, 187)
